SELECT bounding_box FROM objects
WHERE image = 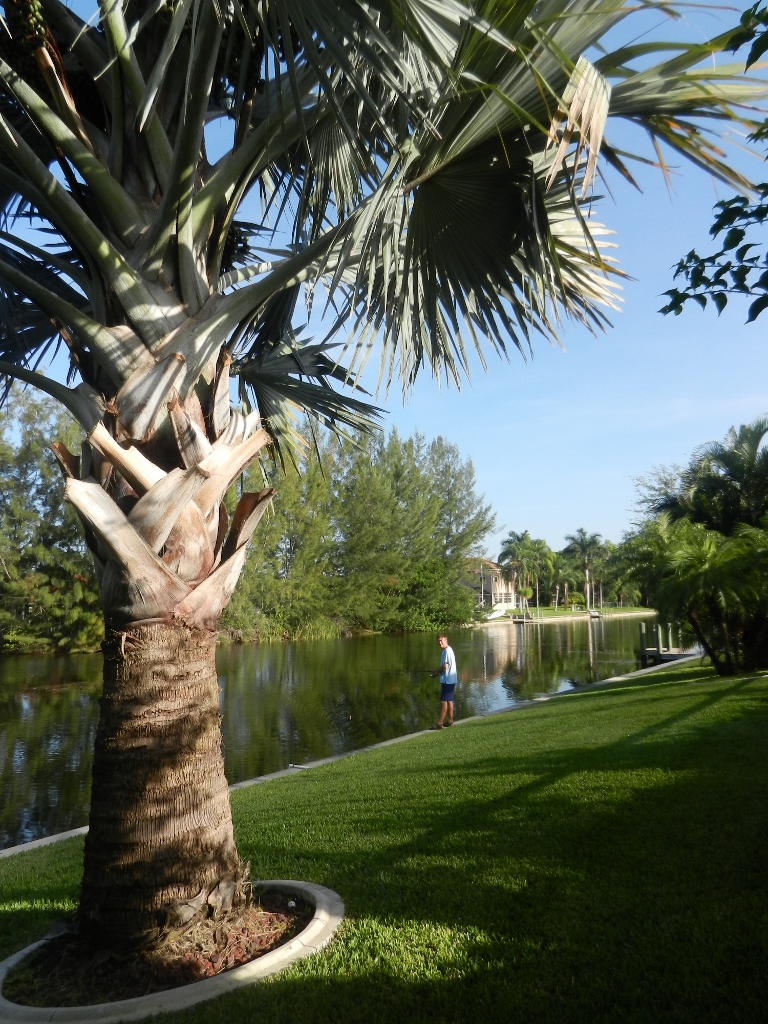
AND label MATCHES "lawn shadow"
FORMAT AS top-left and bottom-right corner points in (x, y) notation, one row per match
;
(227, 674), (768, 1024)
(2, 675), (767, 1023)
(160, 949), (768, 1024)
